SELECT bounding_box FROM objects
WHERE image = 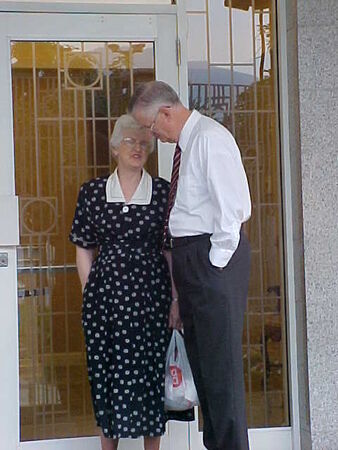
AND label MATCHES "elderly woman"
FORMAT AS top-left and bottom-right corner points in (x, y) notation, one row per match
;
(69, 114), (190, 450)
